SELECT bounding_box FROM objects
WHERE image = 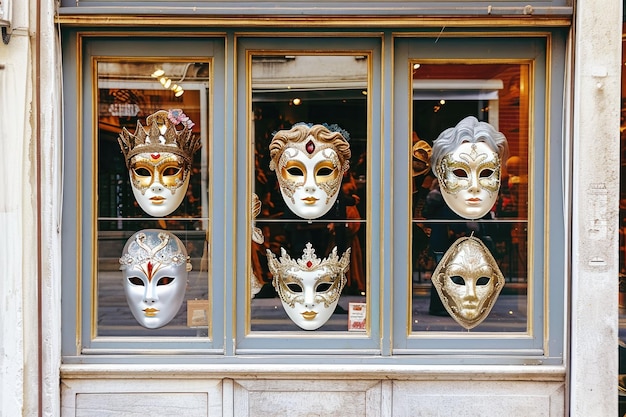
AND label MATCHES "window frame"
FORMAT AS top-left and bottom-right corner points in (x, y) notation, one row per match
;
(391, 33), (567, 363)
(234, 36), (384, 354)
(61, 32), (227, 357)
